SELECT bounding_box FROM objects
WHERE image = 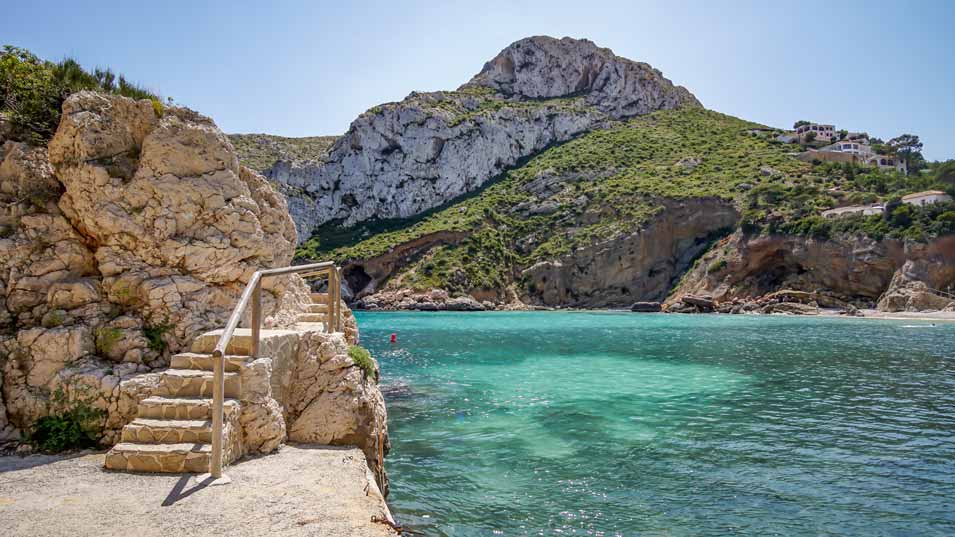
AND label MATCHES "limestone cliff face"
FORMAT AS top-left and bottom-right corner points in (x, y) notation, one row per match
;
(521, 199), (737, 307)
(269, 36), (699, 240)
(276, 92), (606, 238)
(669, 232), (955, 310)
(0, 92), (308, 441)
